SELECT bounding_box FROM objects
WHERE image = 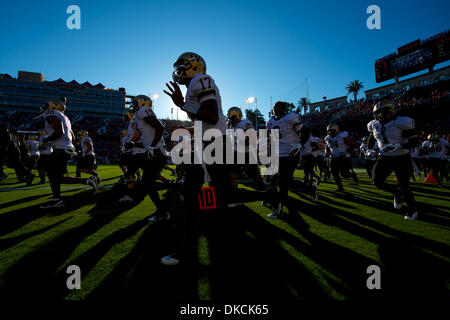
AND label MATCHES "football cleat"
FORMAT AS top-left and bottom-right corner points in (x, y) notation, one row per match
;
(26, 173), (36, 186)
(267, 203), (282, 219)
(161, 254), (180, 266)
(404, 211), (418, 221)
(148, 212), (171, 222)
(0, 173), (8, 183)
(311, 184), (318, 202)
(393, 194), (402, 209)
(40, 199), (64, 209)
(86, 176), (99, 194)
(118, 195), (134, 203)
